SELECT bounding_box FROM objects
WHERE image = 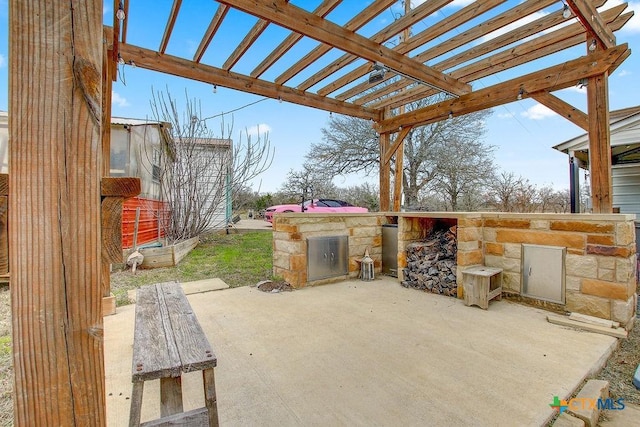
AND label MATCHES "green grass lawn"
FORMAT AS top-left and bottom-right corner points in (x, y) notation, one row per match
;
(110, 231), (273, 306)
